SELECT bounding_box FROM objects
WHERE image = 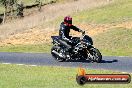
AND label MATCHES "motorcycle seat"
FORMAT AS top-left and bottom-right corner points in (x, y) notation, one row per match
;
(51, 36), (61, 40)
